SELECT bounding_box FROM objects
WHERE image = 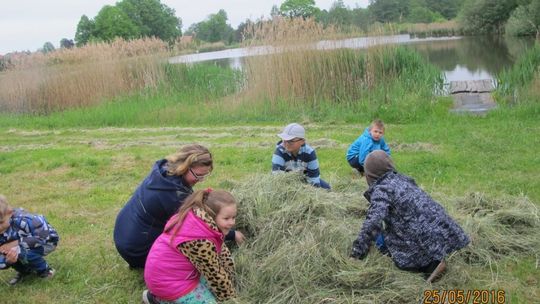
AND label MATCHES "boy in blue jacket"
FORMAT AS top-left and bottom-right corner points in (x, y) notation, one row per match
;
(0, 195), (59, 285)
(346, 119), (391, 175)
